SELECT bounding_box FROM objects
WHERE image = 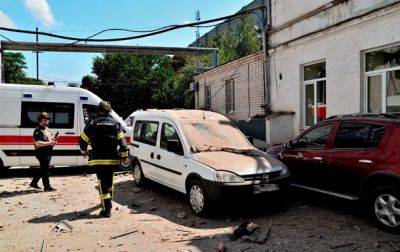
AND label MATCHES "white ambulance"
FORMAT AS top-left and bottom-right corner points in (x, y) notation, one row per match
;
(0, 83), (132, 169)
